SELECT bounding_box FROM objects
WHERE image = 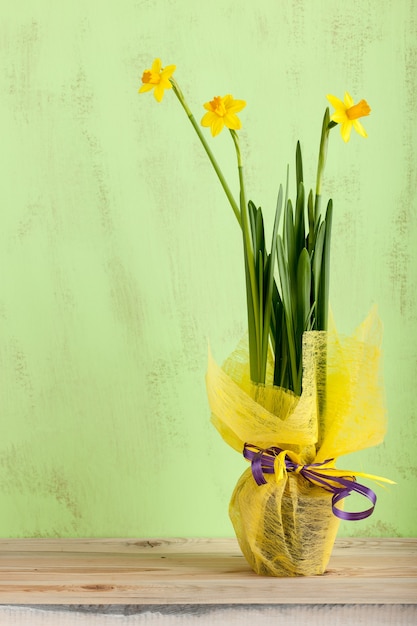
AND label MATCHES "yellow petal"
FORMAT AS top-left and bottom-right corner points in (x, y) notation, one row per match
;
(151, 58), (162, 73)
(153, 83), (165, 102)
(201, 111), (216, 127)
(341, 120), (352, 142)
(344, 91), (354, 108)
(139, 83), (153, 93)
(224, 112), (241, 130)
(161, 64), (176, 79)
(228, 101), (246, 113)
(353, 119), (368, 138)
(326, 94), (345, 110)
(224, 95), (246, 113)
(211, 116), (225, 136)
(159, 76), (173, 90)
(331, 110), (348, 124)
